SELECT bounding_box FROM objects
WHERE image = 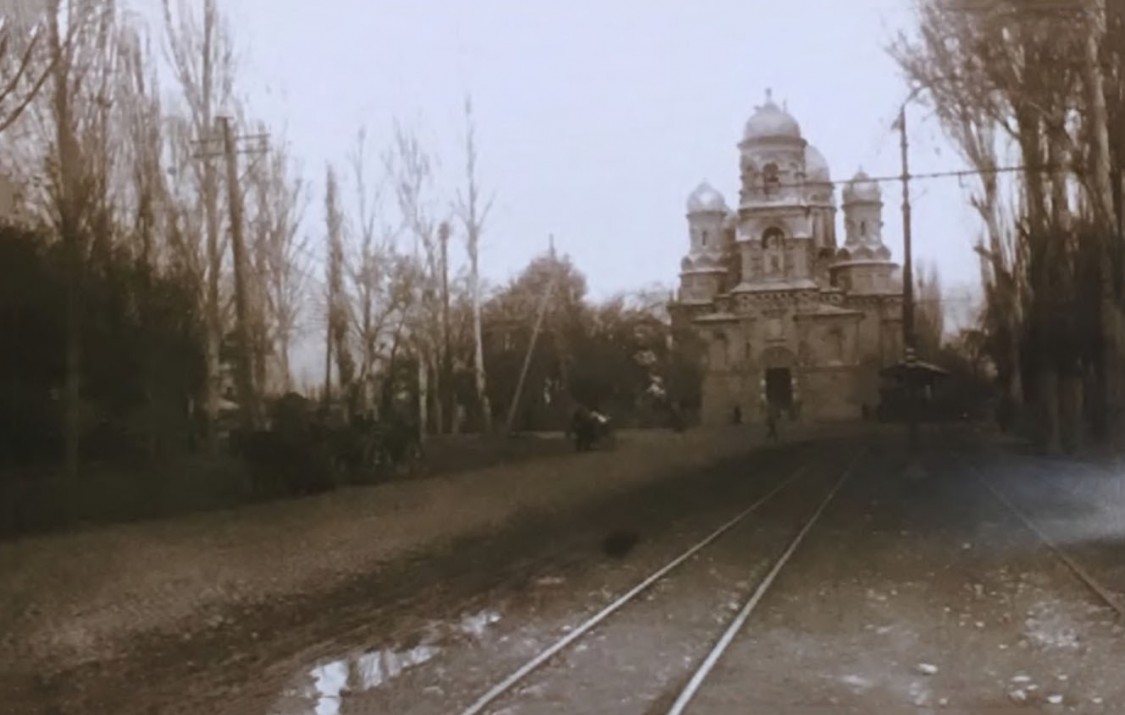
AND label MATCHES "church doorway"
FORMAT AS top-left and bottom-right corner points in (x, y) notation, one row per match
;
(765, 367), (793, 409)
